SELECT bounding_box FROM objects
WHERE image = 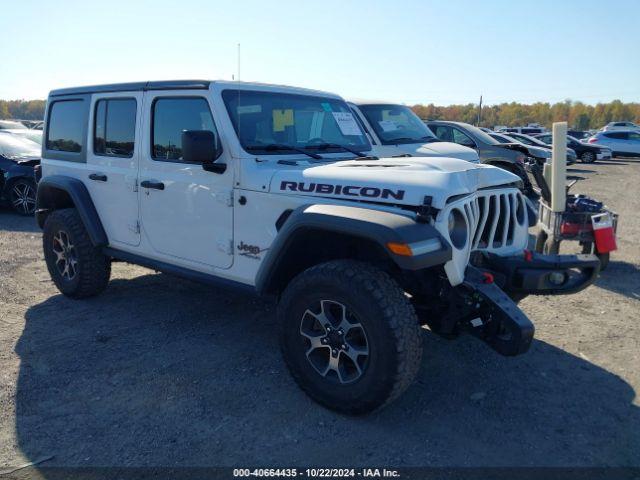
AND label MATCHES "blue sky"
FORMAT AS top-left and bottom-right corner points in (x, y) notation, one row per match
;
(3, 0), (639, 105)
